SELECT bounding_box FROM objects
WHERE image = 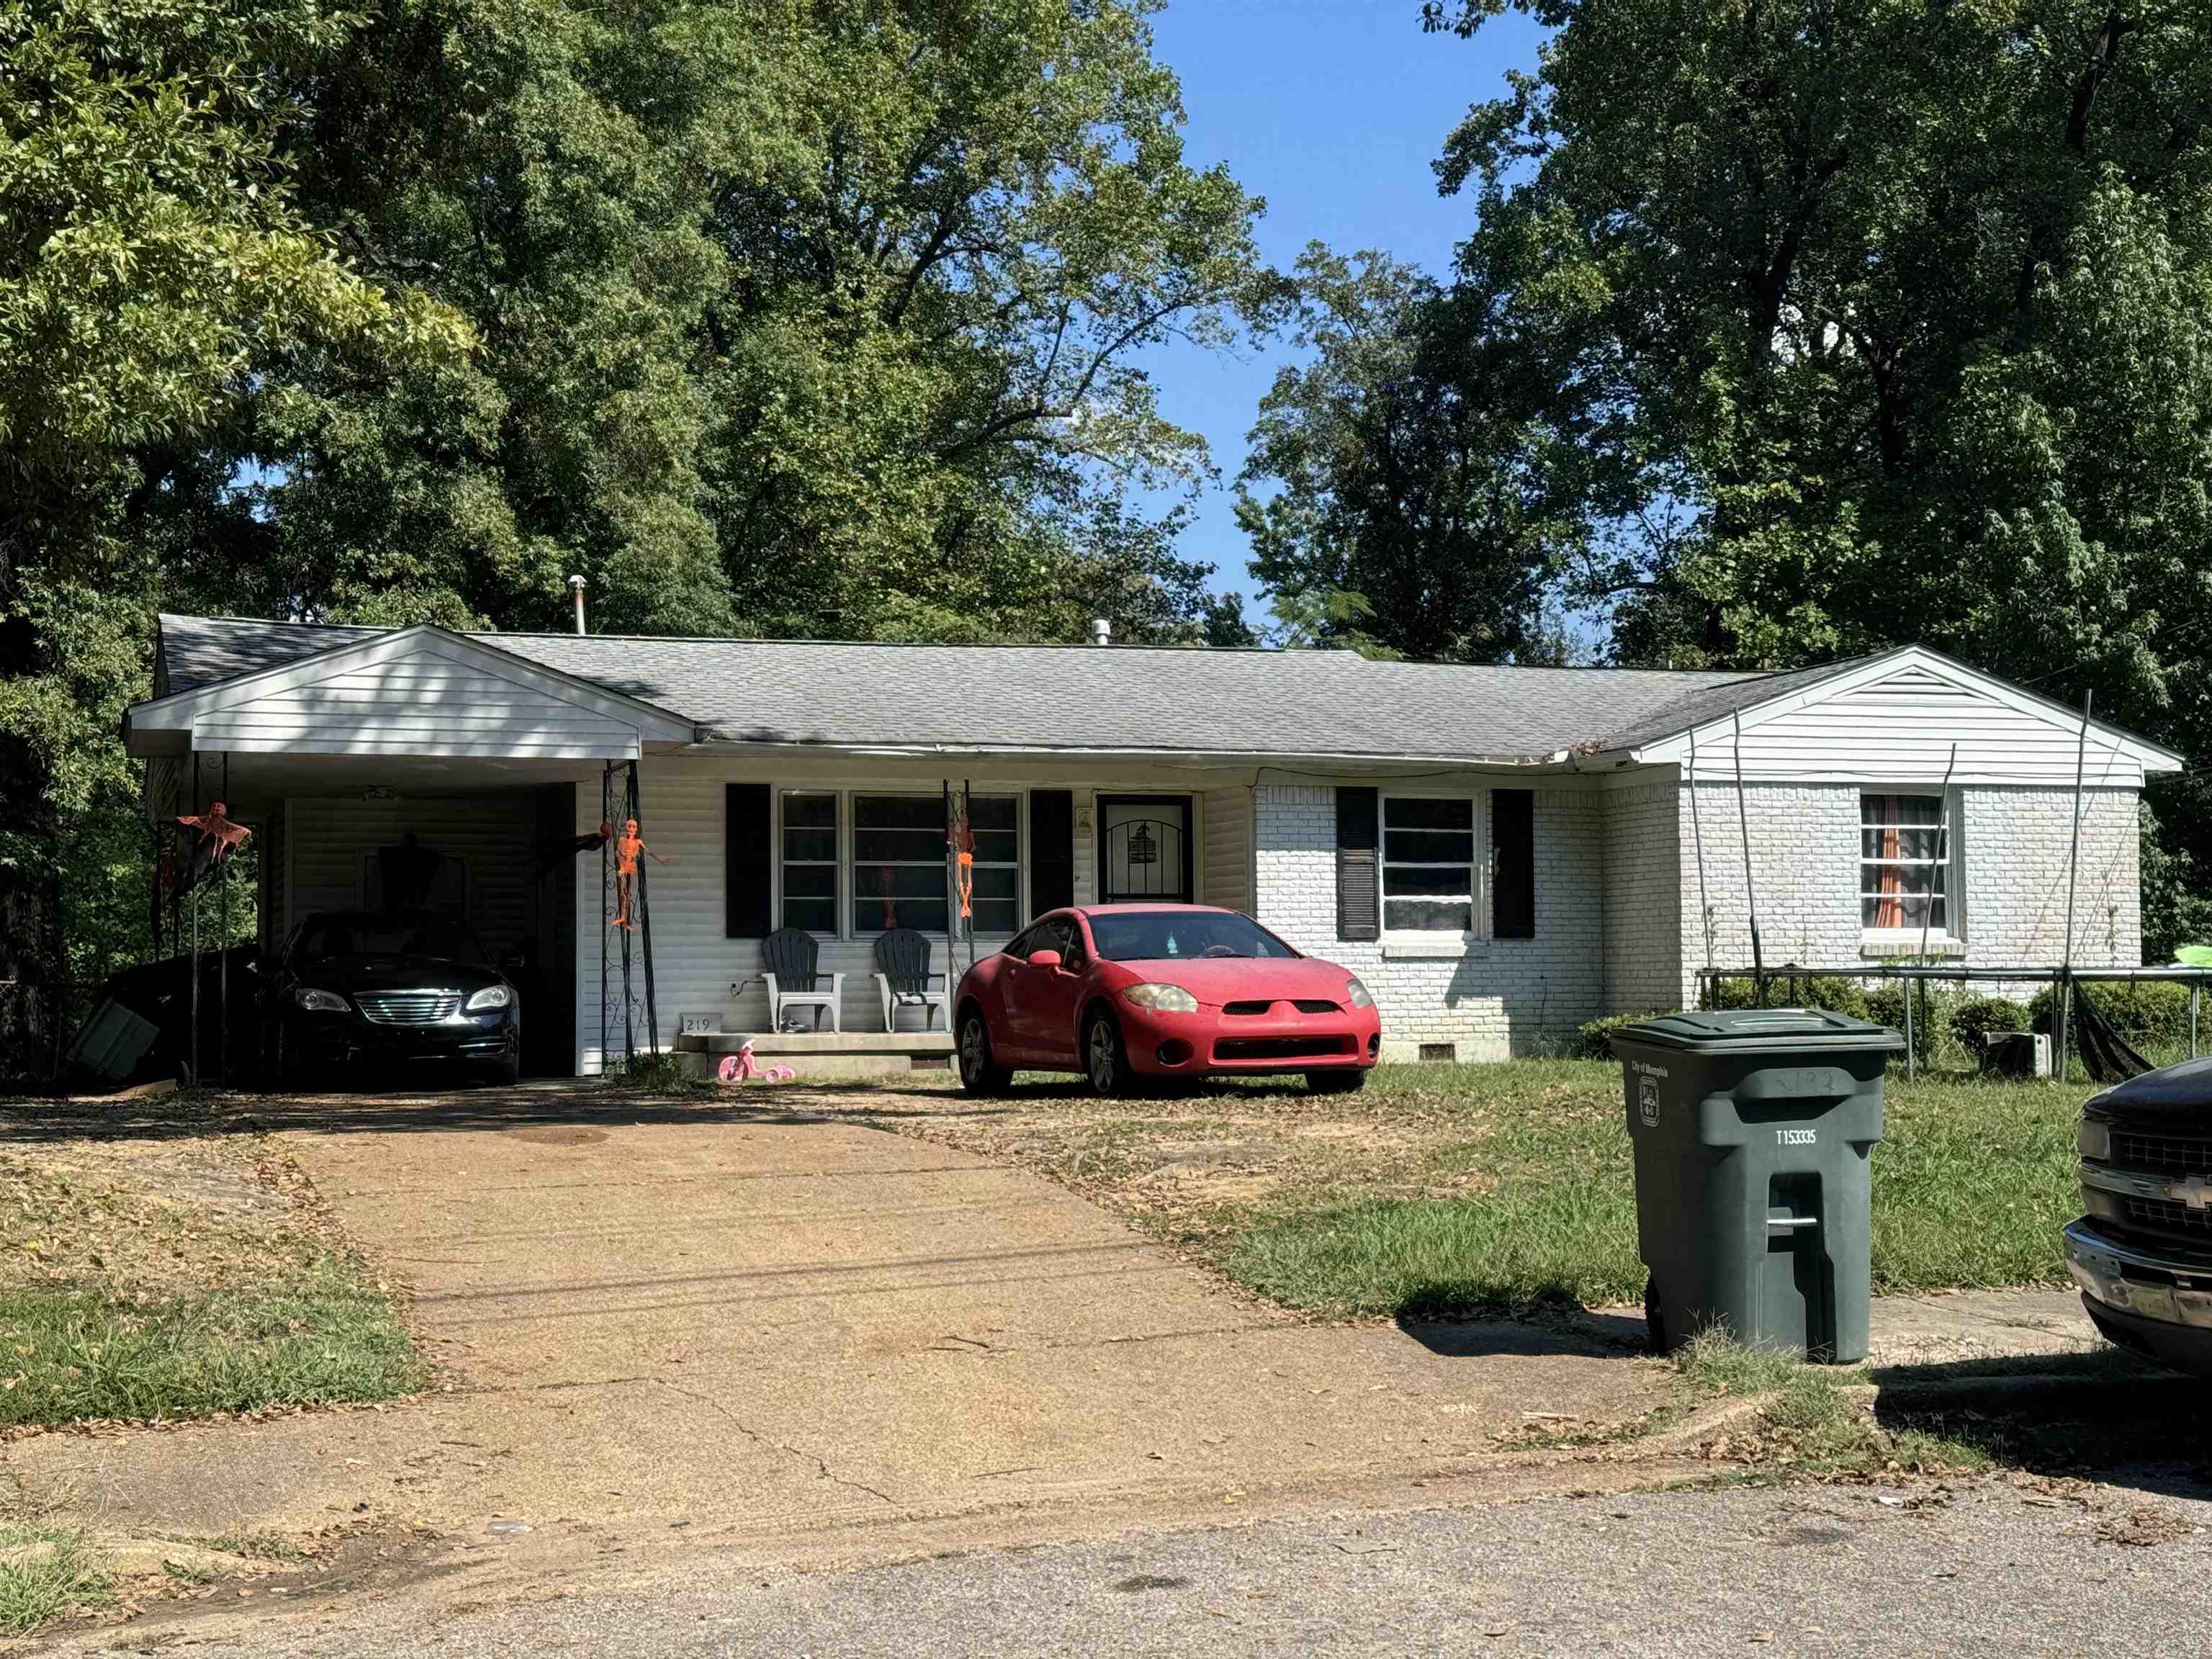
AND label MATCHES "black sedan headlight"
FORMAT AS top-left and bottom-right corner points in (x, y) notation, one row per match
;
(294, 987), (349, 1012)
(466, 986), (513, 1012)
